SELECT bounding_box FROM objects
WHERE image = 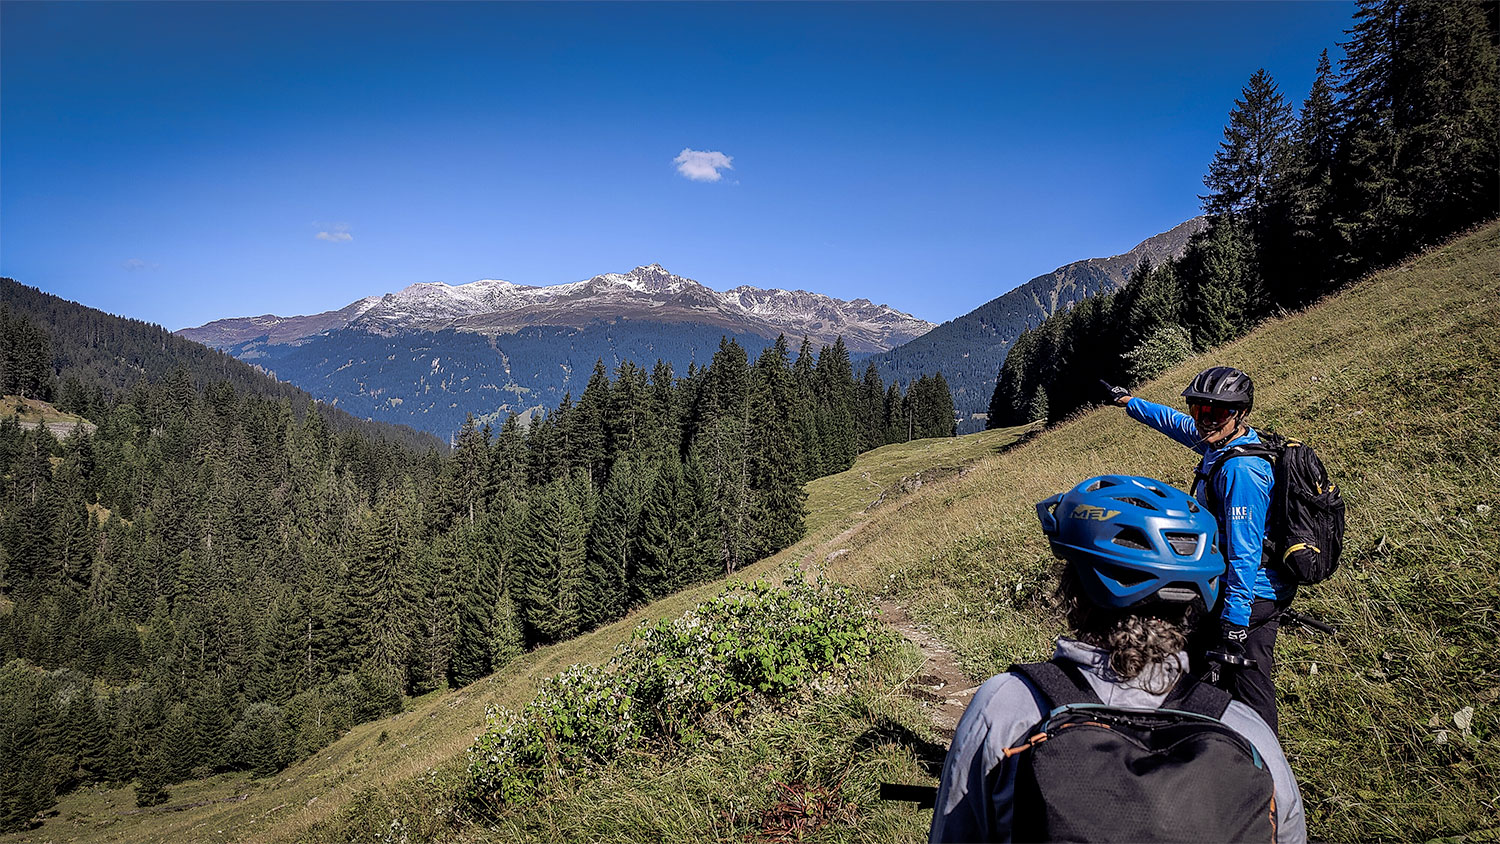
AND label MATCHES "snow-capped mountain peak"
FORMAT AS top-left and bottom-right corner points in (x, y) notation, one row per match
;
(181, 264), (936, 353)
